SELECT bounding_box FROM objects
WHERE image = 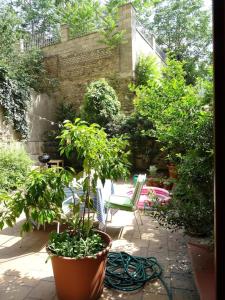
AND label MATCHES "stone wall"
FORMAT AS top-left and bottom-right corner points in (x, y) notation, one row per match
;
(42, 3), (165, 114)
(0, 3), (165, 160)
(0, 92), (58, 162)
